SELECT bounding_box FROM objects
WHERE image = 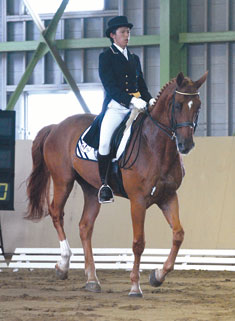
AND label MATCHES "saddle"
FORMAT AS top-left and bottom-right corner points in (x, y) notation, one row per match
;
(76, 112), (133, 198)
